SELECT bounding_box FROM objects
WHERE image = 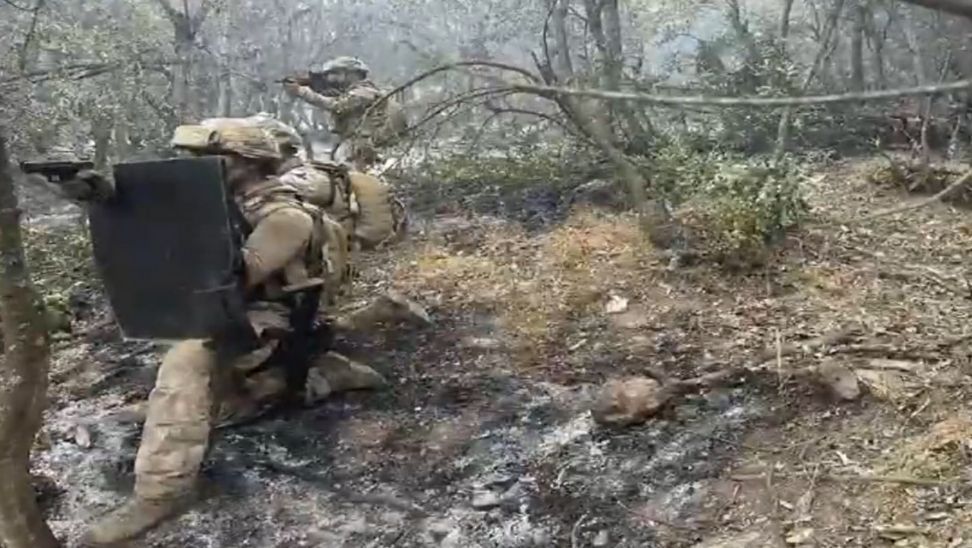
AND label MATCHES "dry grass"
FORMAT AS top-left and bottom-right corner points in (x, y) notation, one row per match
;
(373, 155), (972, 543)
(392, 209), (655, 364)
